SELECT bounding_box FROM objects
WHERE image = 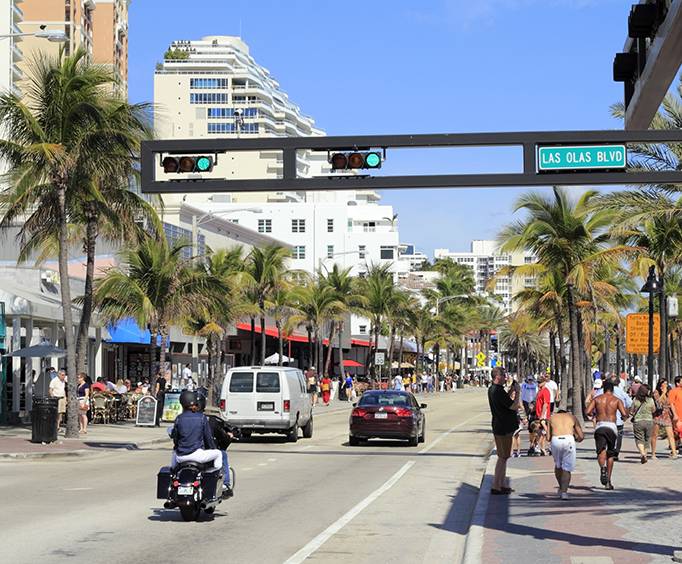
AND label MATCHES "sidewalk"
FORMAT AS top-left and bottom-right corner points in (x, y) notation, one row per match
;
(465, 429), (682, 564)
(0, 422), (171, 460)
